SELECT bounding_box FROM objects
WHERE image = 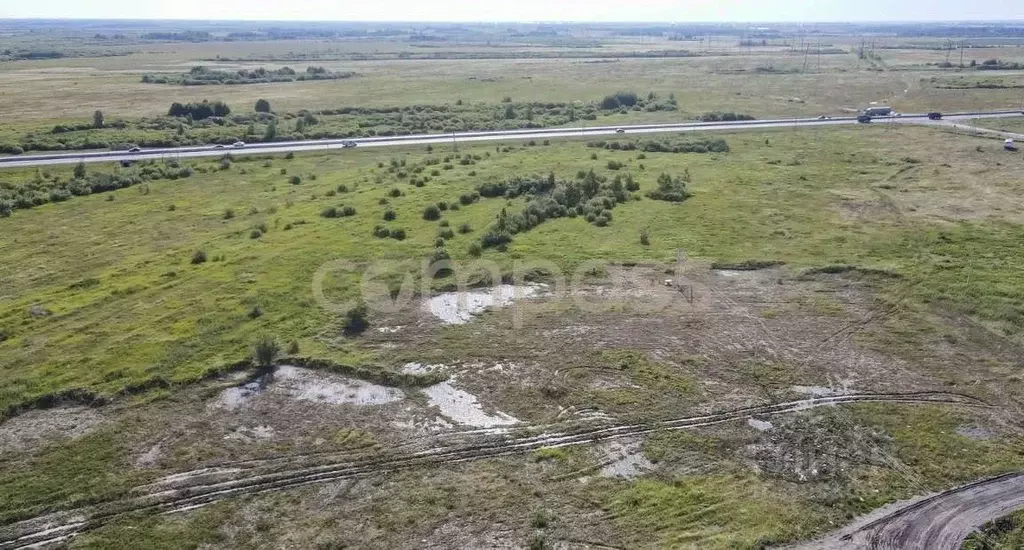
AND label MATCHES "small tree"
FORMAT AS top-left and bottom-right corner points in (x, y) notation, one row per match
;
(254, 99), (271, 113)
(251, 334), (280, 368)
(264, 120), (277, 141)
(343, 304), (369, 335)
(73, 161), (87, 179)
(92, 110), (104, 129)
